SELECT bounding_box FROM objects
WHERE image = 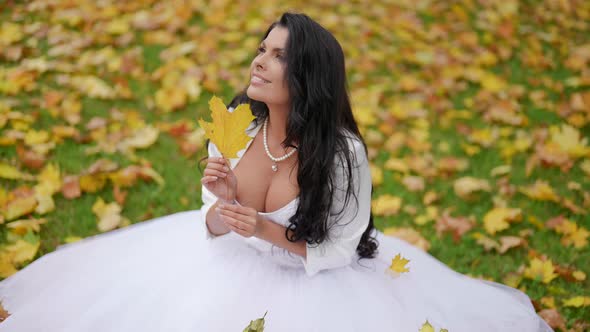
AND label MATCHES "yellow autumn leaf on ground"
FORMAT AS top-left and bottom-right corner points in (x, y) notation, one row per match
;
(0, 162), (35, 180)
(369, 163), (383, 186)
(371, 194), (402, 216)
(453, 176), (491, 200)
(33, 183), (55, 215)
(519, 180), (560, 202)
(418, 320), (445, 332)
(64, 236), (83, 244)
(546, 216), (589, 249)
(473, 232), (500, 252)
(418, 321), (434, 332)
(0, 22), (23, 46)
(572, 270), (586, 281)
(36, 163), (61, 194)
(4, 193), (37, 221)
(524, 258), (558, 284)
(155, 87), (187, 112)
(242, 311), (267, 332)
(483, 207), (522, 235)
(24, 129), (50, 145)
(198, 96), (256, 158)
(387, 253), (410, 277)
(117, 125), (159, 151)
(384, 157), (409, 173)
(92, 197), (127, 232)
(6, 217), (47, 235)
(561, 224), (589, 249)
(562, 296), (590, 307)
(70, 75), (116, 99)
(79, 173), (108, 193)
(0, 238), (40, 278)
(383, 227), (430, 251)
(549, 123), (590, 158)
